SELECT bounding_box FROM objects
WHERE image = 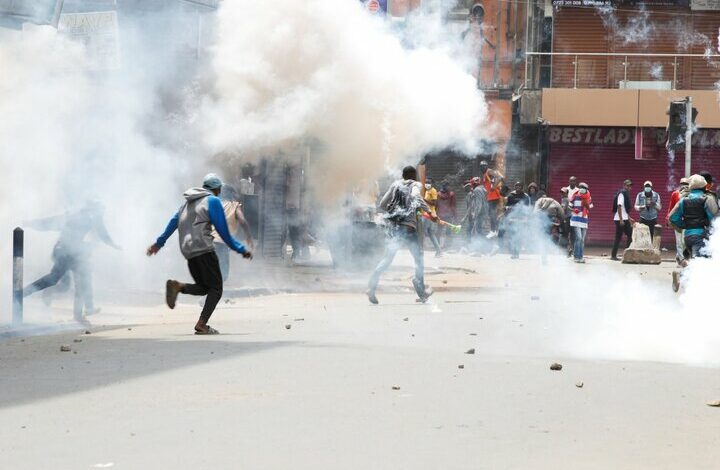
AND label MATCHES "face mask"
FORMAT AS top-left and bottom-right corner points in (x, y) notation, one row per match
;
(579, 188), (587, 194)
(425, 184), (432, 190)
(644, 186), (652, 193)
